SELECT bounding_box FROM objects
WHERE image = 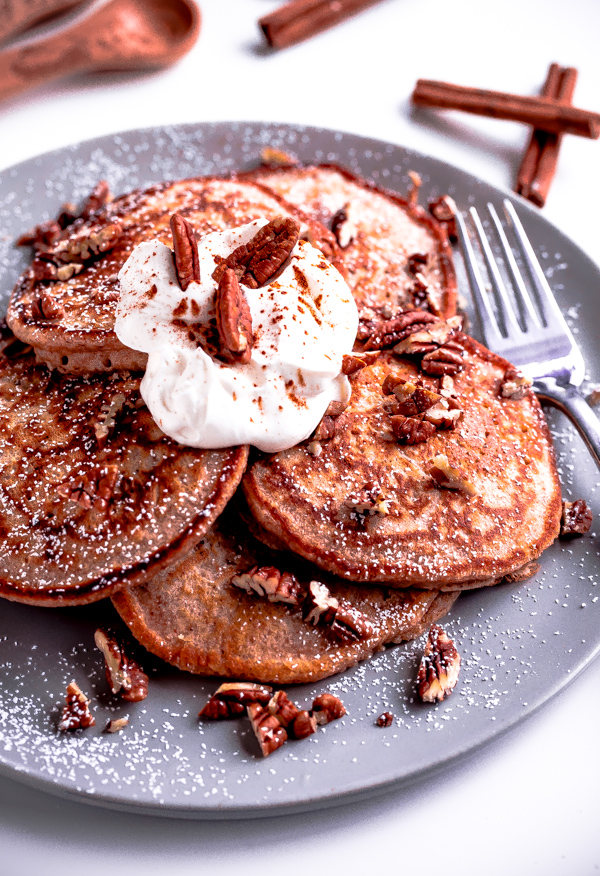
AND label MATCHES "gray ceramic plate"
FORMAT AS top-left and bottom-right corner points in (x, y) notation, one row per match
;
(0, 122), (599, 820)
